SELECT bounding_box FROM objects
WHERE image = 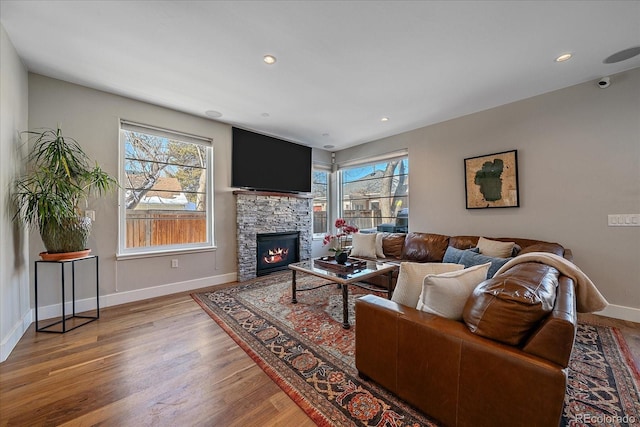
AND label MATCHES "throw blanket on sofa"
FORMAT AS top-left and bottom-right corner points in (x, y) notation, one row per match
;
(494, 252), (608, 313)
